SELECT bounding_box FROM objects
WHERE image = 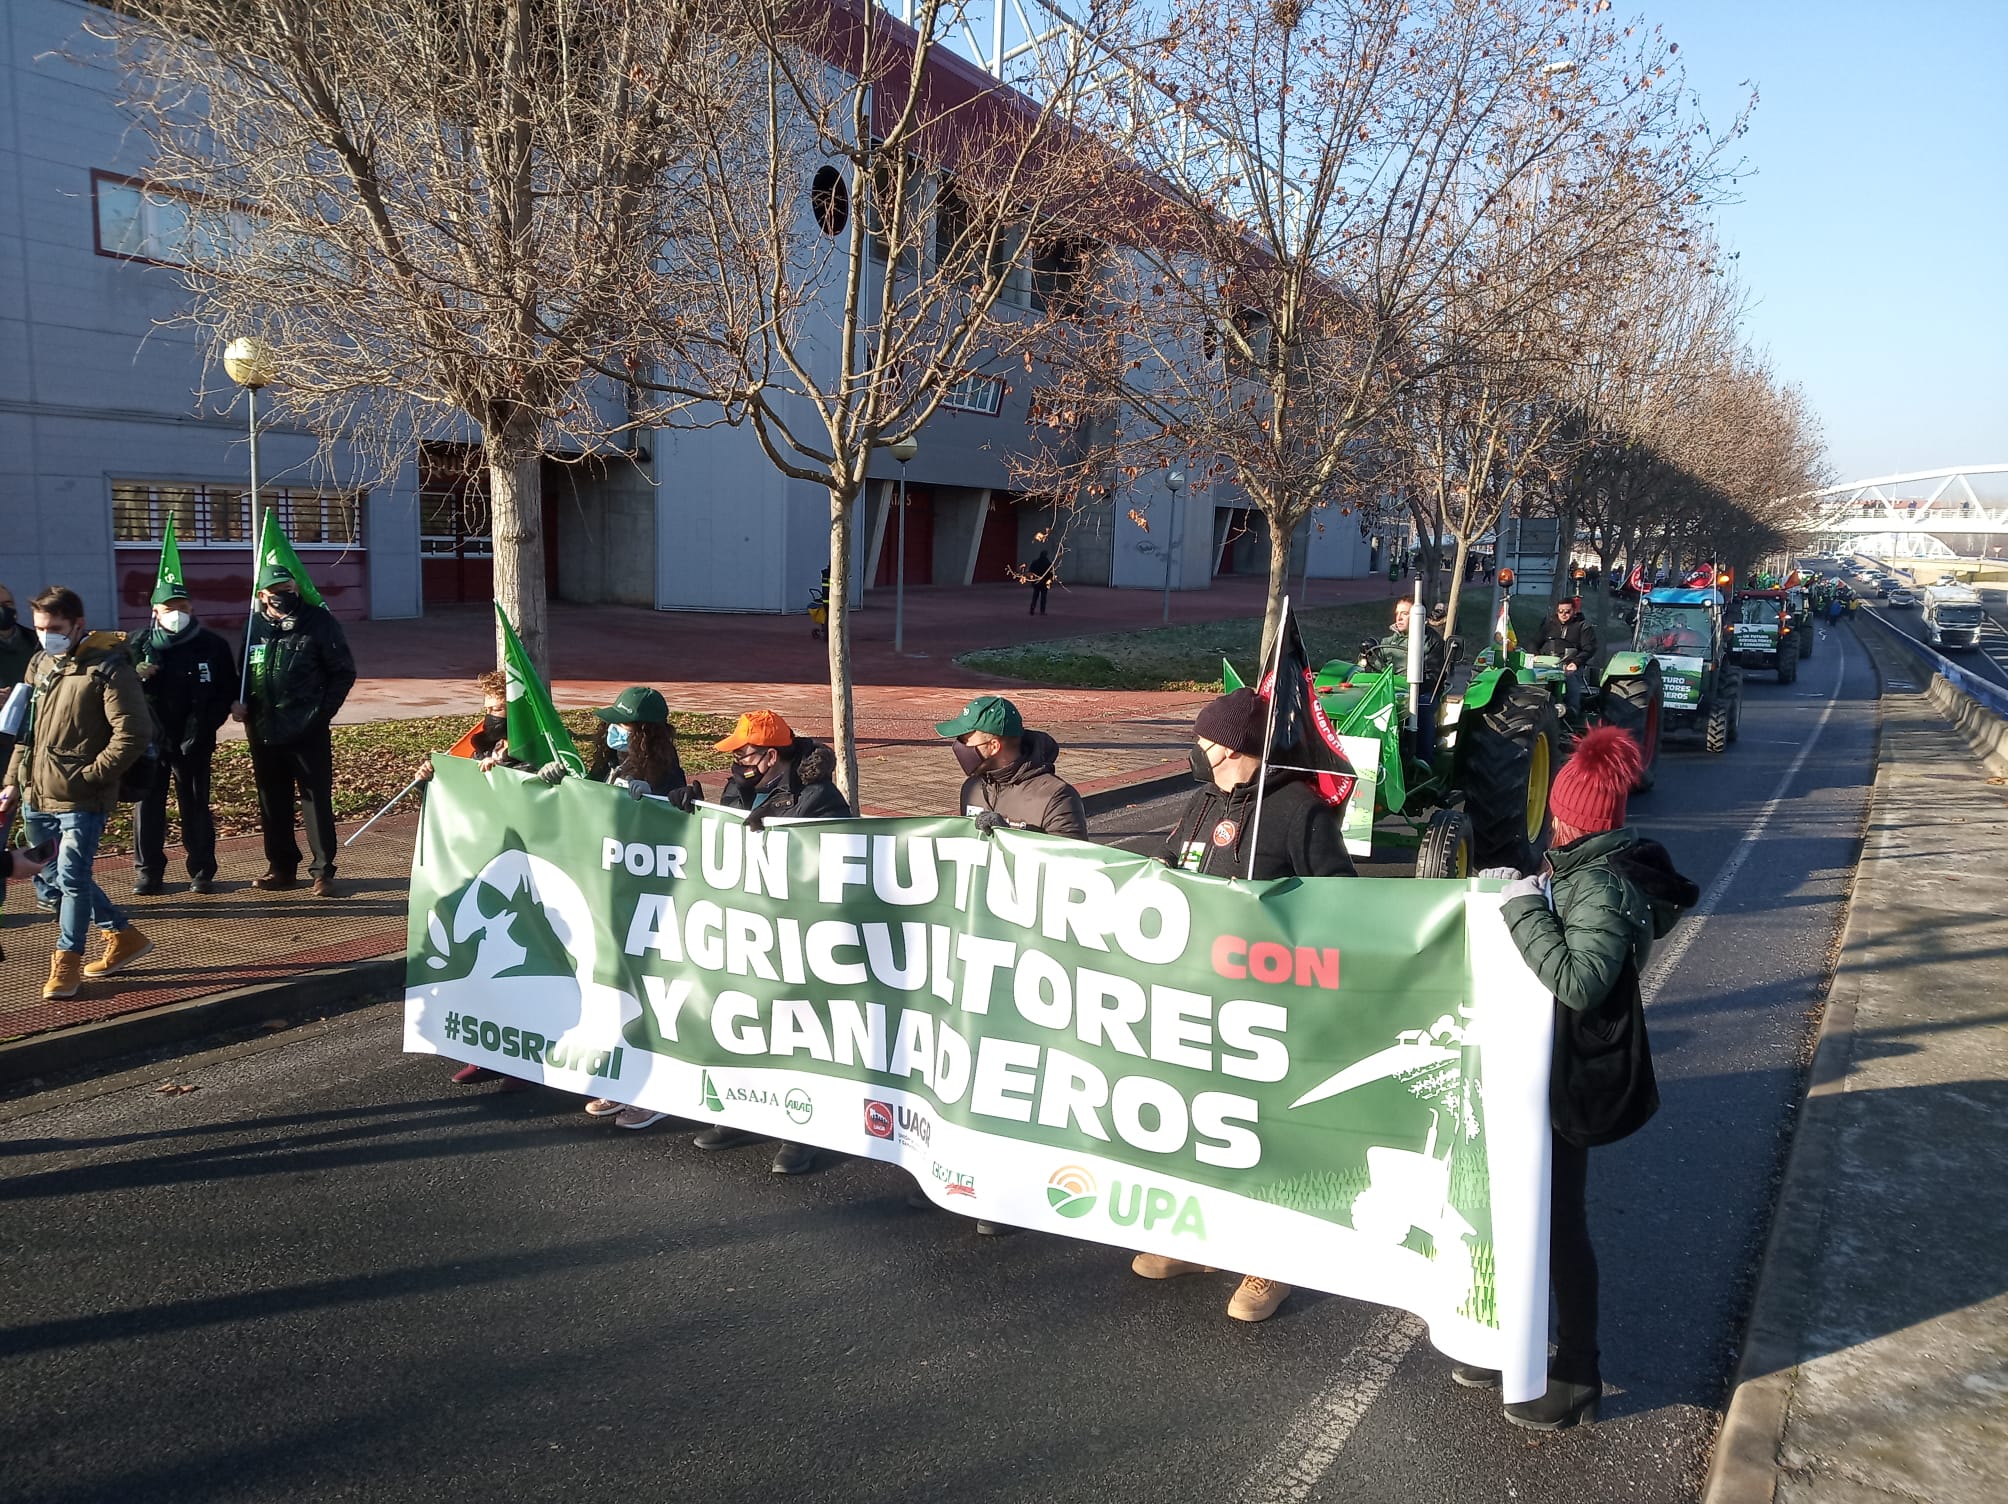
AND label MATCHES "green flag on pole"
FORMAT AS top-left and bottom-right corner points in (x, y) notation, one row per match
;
(152, 513), (189, 605)
(496, 605), (586, 776)
(255, 507), (326, 609)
